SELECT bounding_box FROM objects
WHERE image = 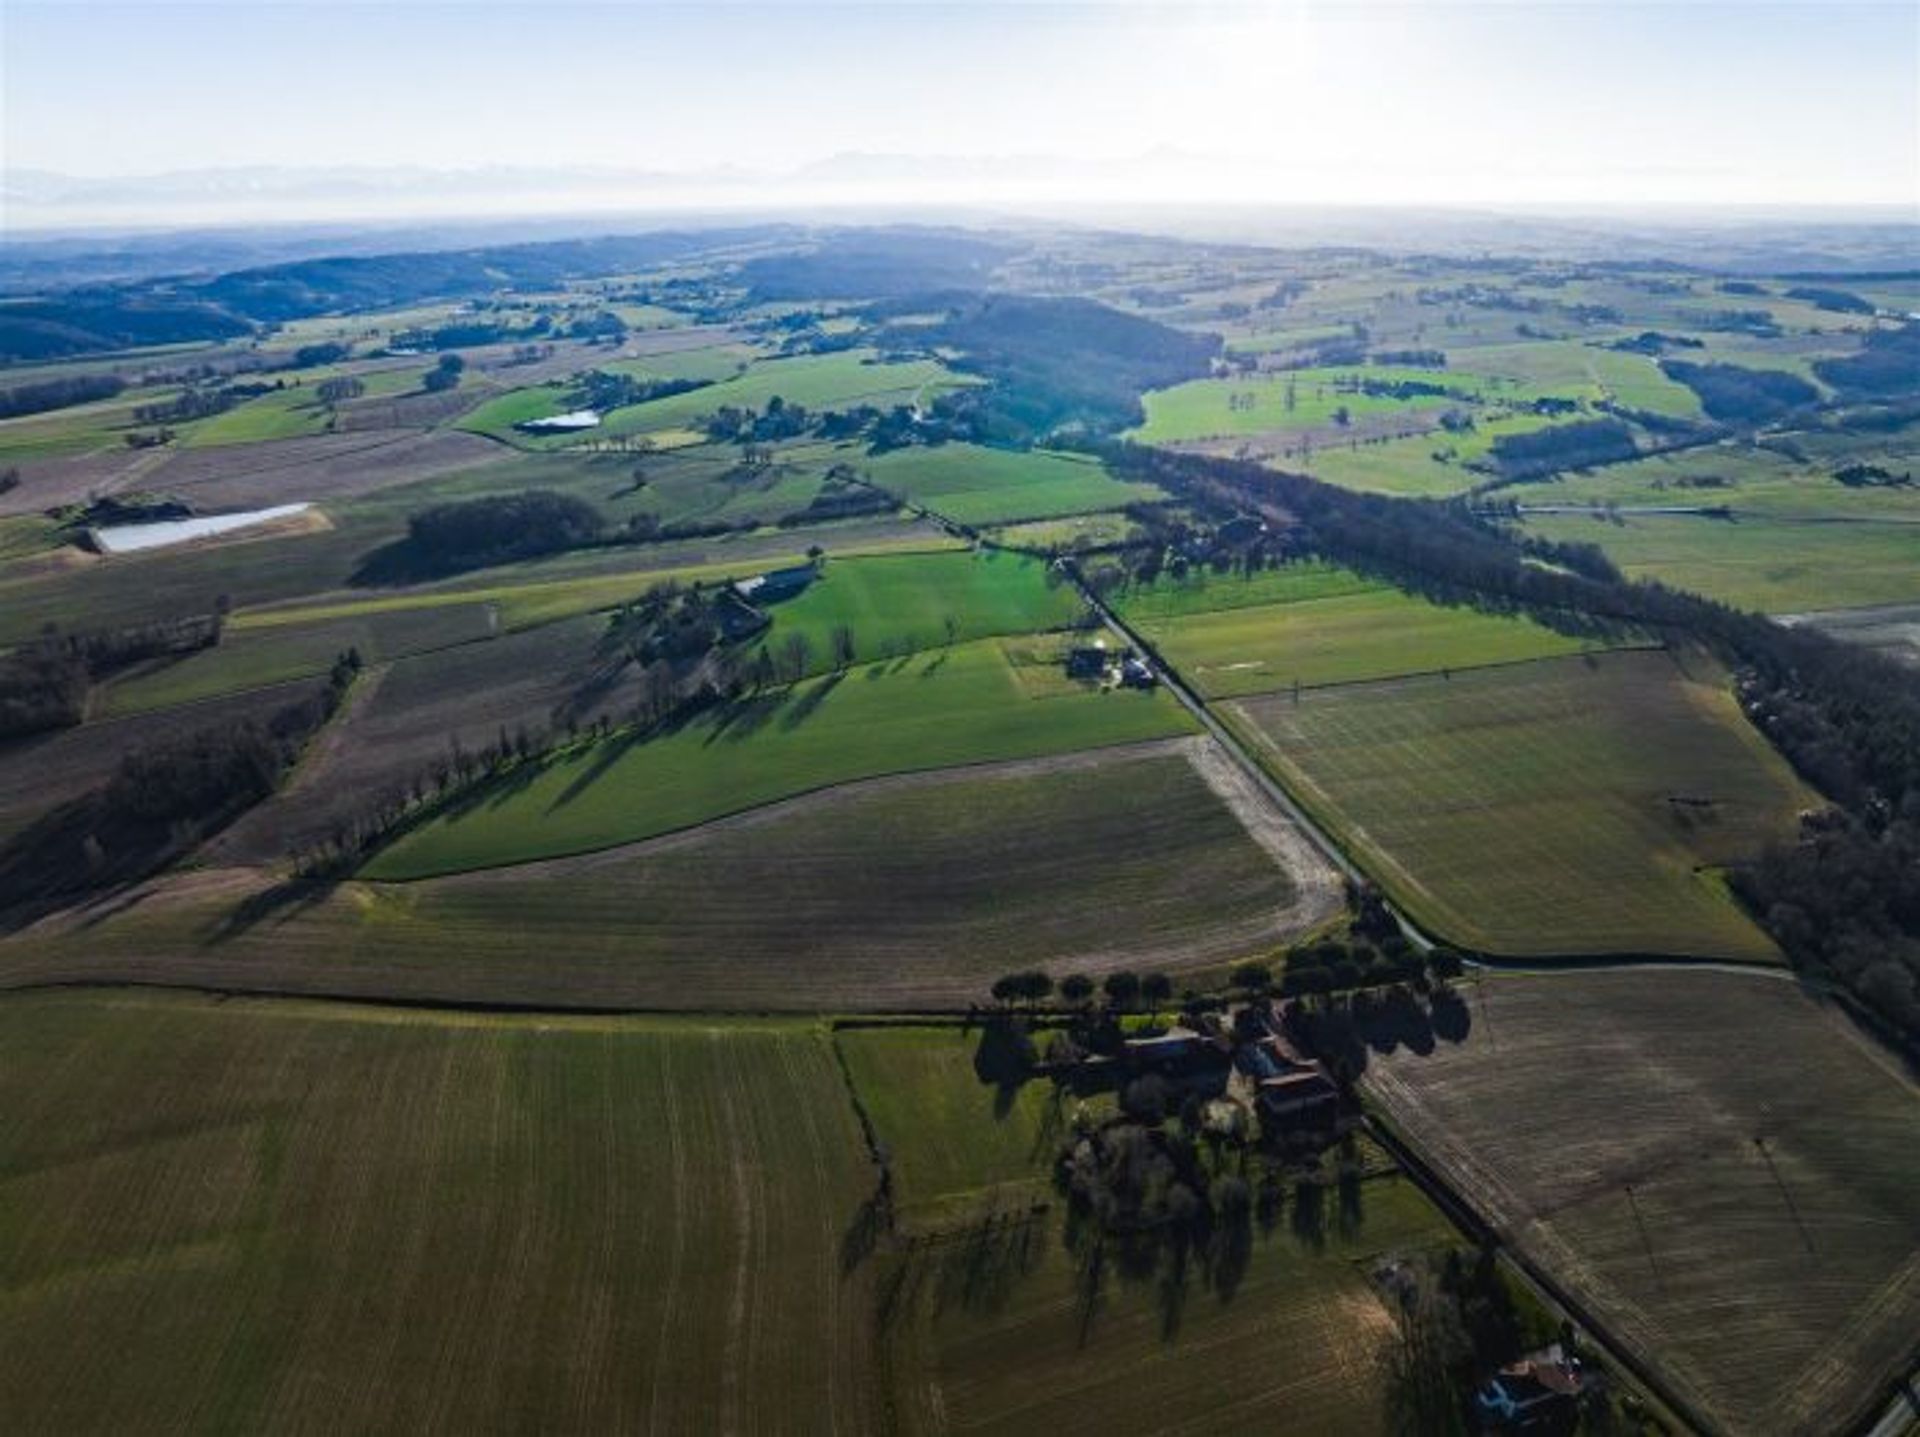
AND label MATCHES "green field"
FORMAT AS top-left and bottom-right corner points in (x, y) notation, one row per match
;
(1124, 577), (1615, 697)
(1366, 969), (1920, 1437)
(1131, 369), (1459, 444)
(365, 636), (1192, 878)
(0, 992), (884, 1432)
(1300, 408), (1562, 498)
(1519, 512), (1920, 612)
(754, 548), (1083, 670)
(857, 443), (1163, 525)
(838, 1026), (1092, 1220)
(1229, 649), (1812, 959)
(1111, 560), (1386, 620)
(594, 349), (971, 440)
(1, 743), (1313, 1010)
